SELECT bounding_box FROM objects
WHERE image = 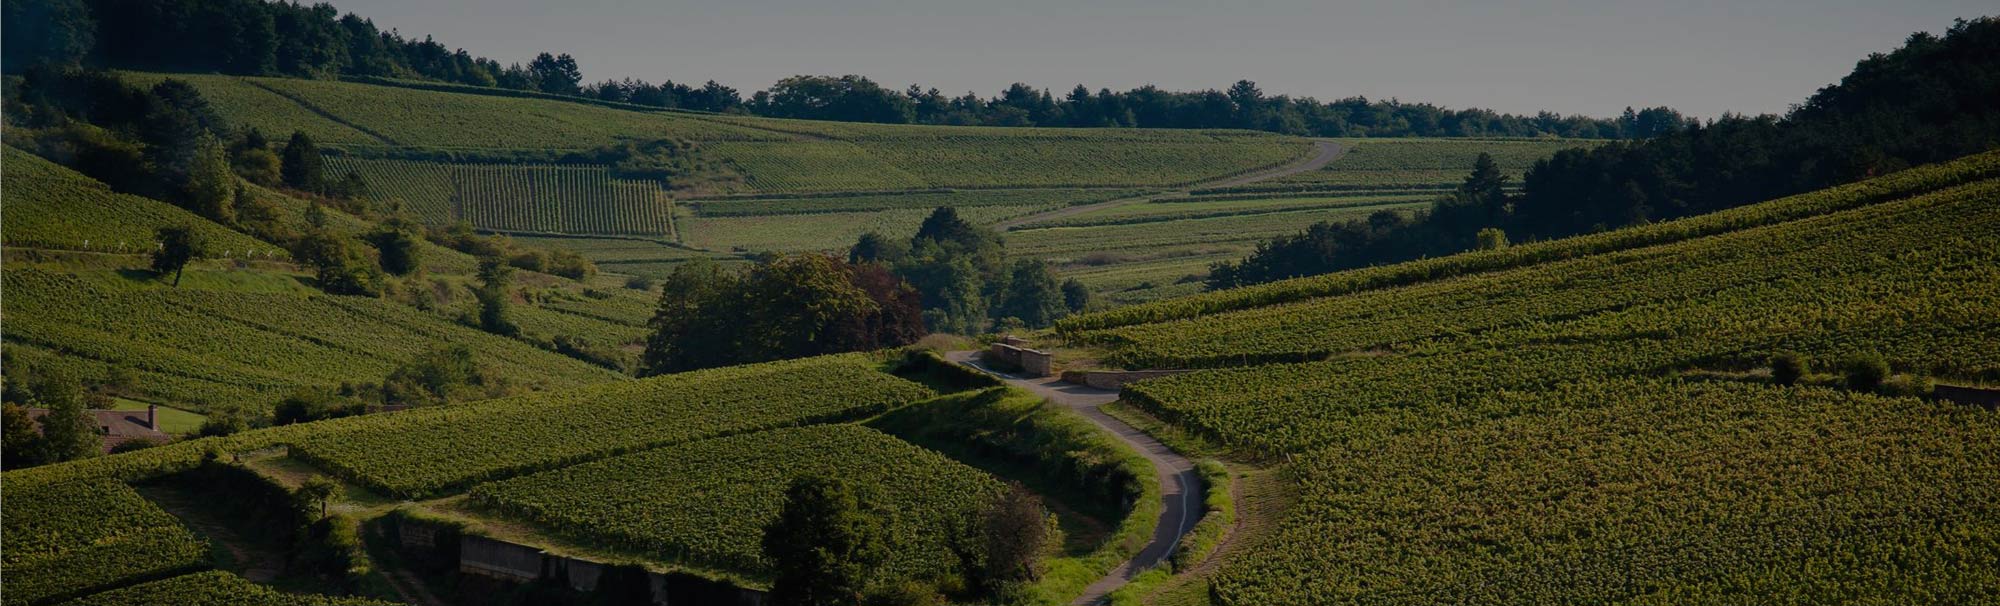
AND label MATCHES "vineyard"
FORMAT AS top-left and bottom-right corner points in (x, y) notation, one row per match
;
(1, 269), (618, 414)
(1, 476), (209, 606)
(703, 141), (929, 192)
(1093, 177), (2000, 371)
(1080, 153), (2000, 603)
(1027, 193), (1429, 229)
(688, 188), (1141, 217)
(2, 147), (278, 257)
(1199, 379), (2000, 605)
(322, 156), (676, 236)
(56, 571), (397, 606)
(505, 235), (748, 278)
(284, 354), (936, 497)
(1007, 203), (1426, 262)
(469, 424), (1002, 581)
(1059, 150), (2000, 333)
(682, 205), (1048, 253)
